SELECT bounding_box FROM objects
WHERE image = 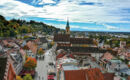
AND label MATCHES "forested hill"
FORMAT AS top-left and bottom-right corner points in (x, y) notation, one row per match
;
(0, 15), (60, 37)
